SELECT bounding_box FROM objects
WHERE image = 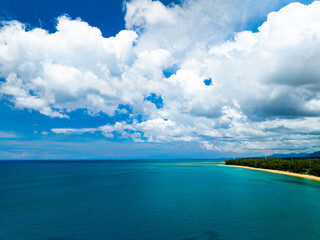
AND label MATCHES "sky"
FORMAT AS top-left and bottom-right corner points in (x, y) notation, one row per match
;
(0, 0), (320, 159)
